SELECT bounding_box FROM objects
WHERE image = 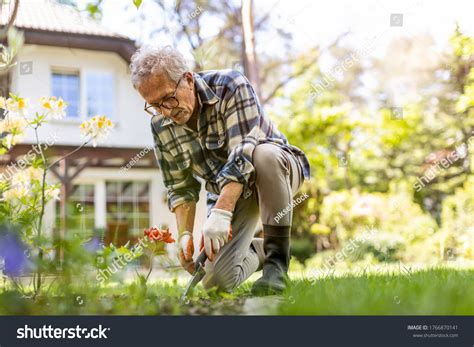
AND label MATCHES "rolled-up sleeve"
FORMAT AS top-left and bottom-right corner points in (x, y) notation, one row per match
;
(151, 124), (201, 212)
(216, 83), (263, 198)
